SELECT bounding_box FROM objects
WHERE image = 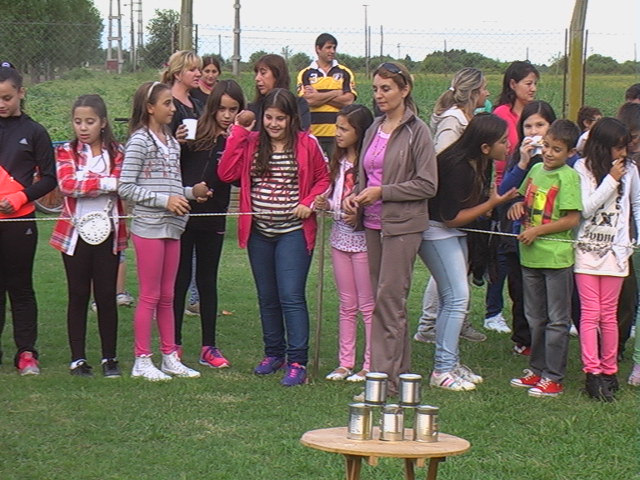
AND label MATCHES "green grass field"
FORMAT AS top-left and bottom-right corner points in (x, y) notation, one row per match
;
(1, 70), (637, 479)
